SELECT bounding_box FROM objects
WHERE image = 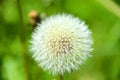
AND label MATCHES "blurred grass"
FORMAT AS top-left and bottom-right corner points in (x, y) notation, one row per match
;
(0, 0), (120, 80)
